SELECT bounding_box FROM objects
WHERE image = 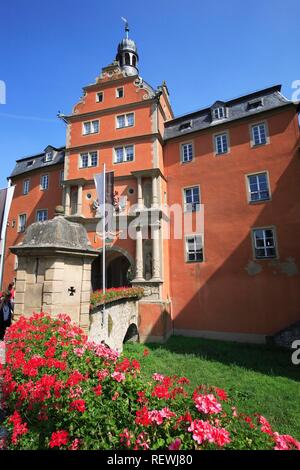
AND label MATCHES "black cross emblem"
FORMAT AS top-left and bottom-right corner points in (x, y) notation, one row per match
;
(68, 286), (76, 296)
